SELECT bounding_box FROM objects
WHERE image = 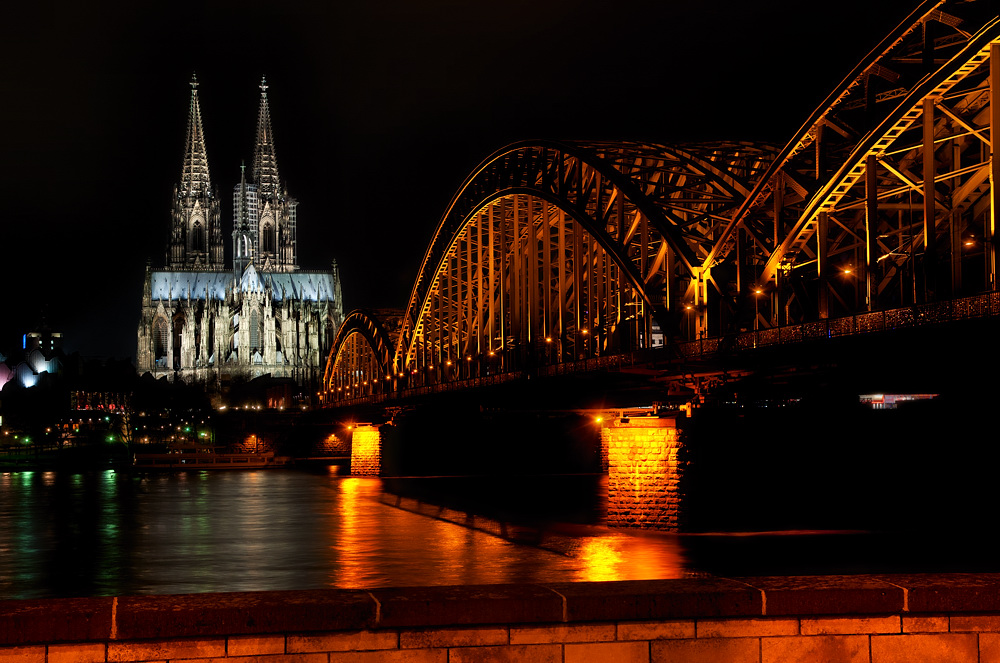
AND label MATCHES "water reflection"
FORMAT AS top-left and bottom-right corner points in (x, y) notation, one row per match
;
(0, 470), (687, 598)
